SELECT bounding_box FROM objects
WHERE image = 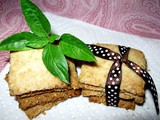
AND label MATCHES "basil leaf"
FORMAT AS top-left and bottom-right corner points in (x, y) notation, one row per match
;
(26, 37), (49, 48)
(59, 34), (96, 62)
(21, 0), (51, 37)
(0, 32), (37, 51)
(42, 44), (69, 84)
(49, 34), (59, 43)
